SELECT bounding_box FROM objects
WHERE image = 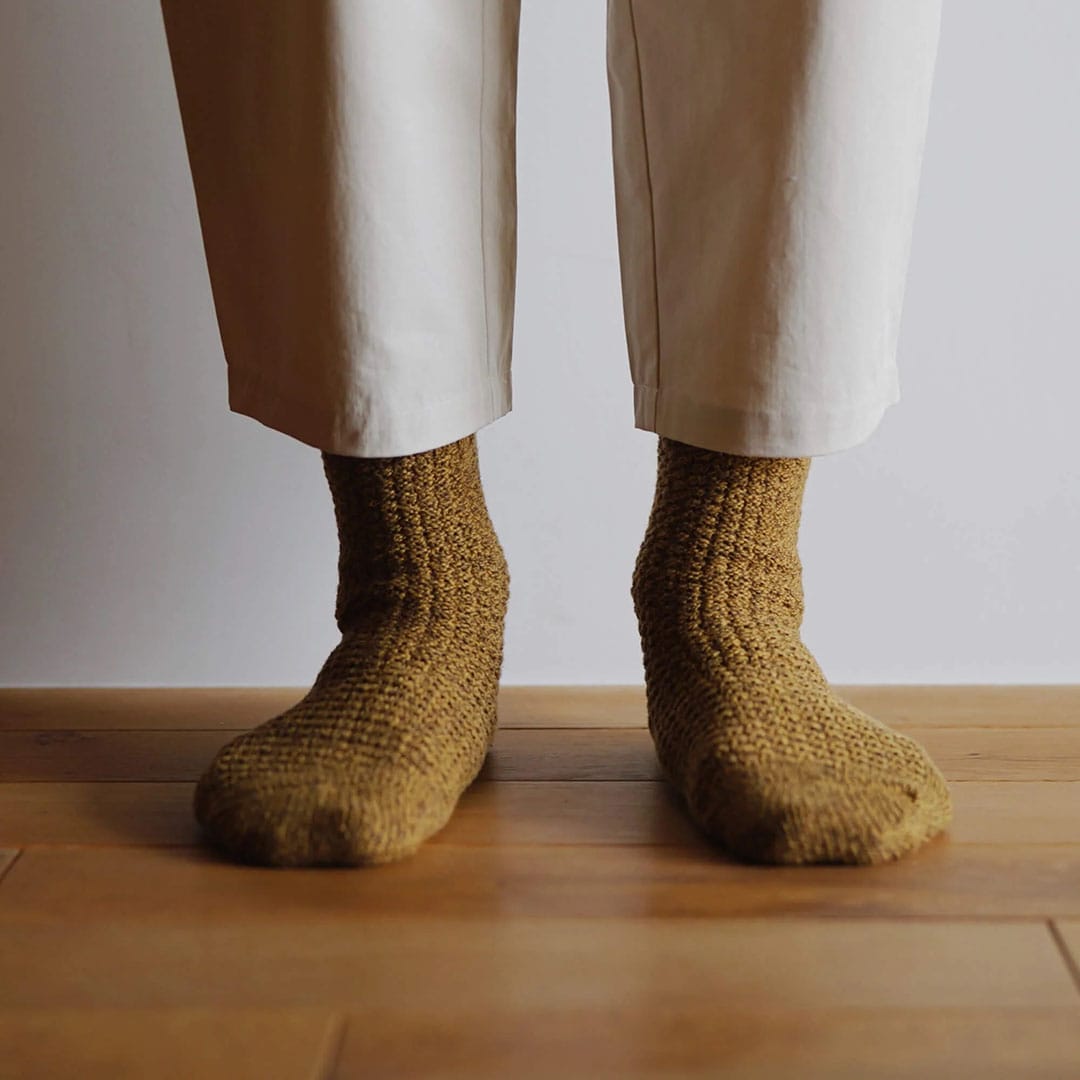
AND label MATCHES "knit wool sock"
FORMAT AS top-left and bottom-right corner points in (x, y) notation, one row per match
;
(194, 434), (509, 866)
(631, 437), (952, 865)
